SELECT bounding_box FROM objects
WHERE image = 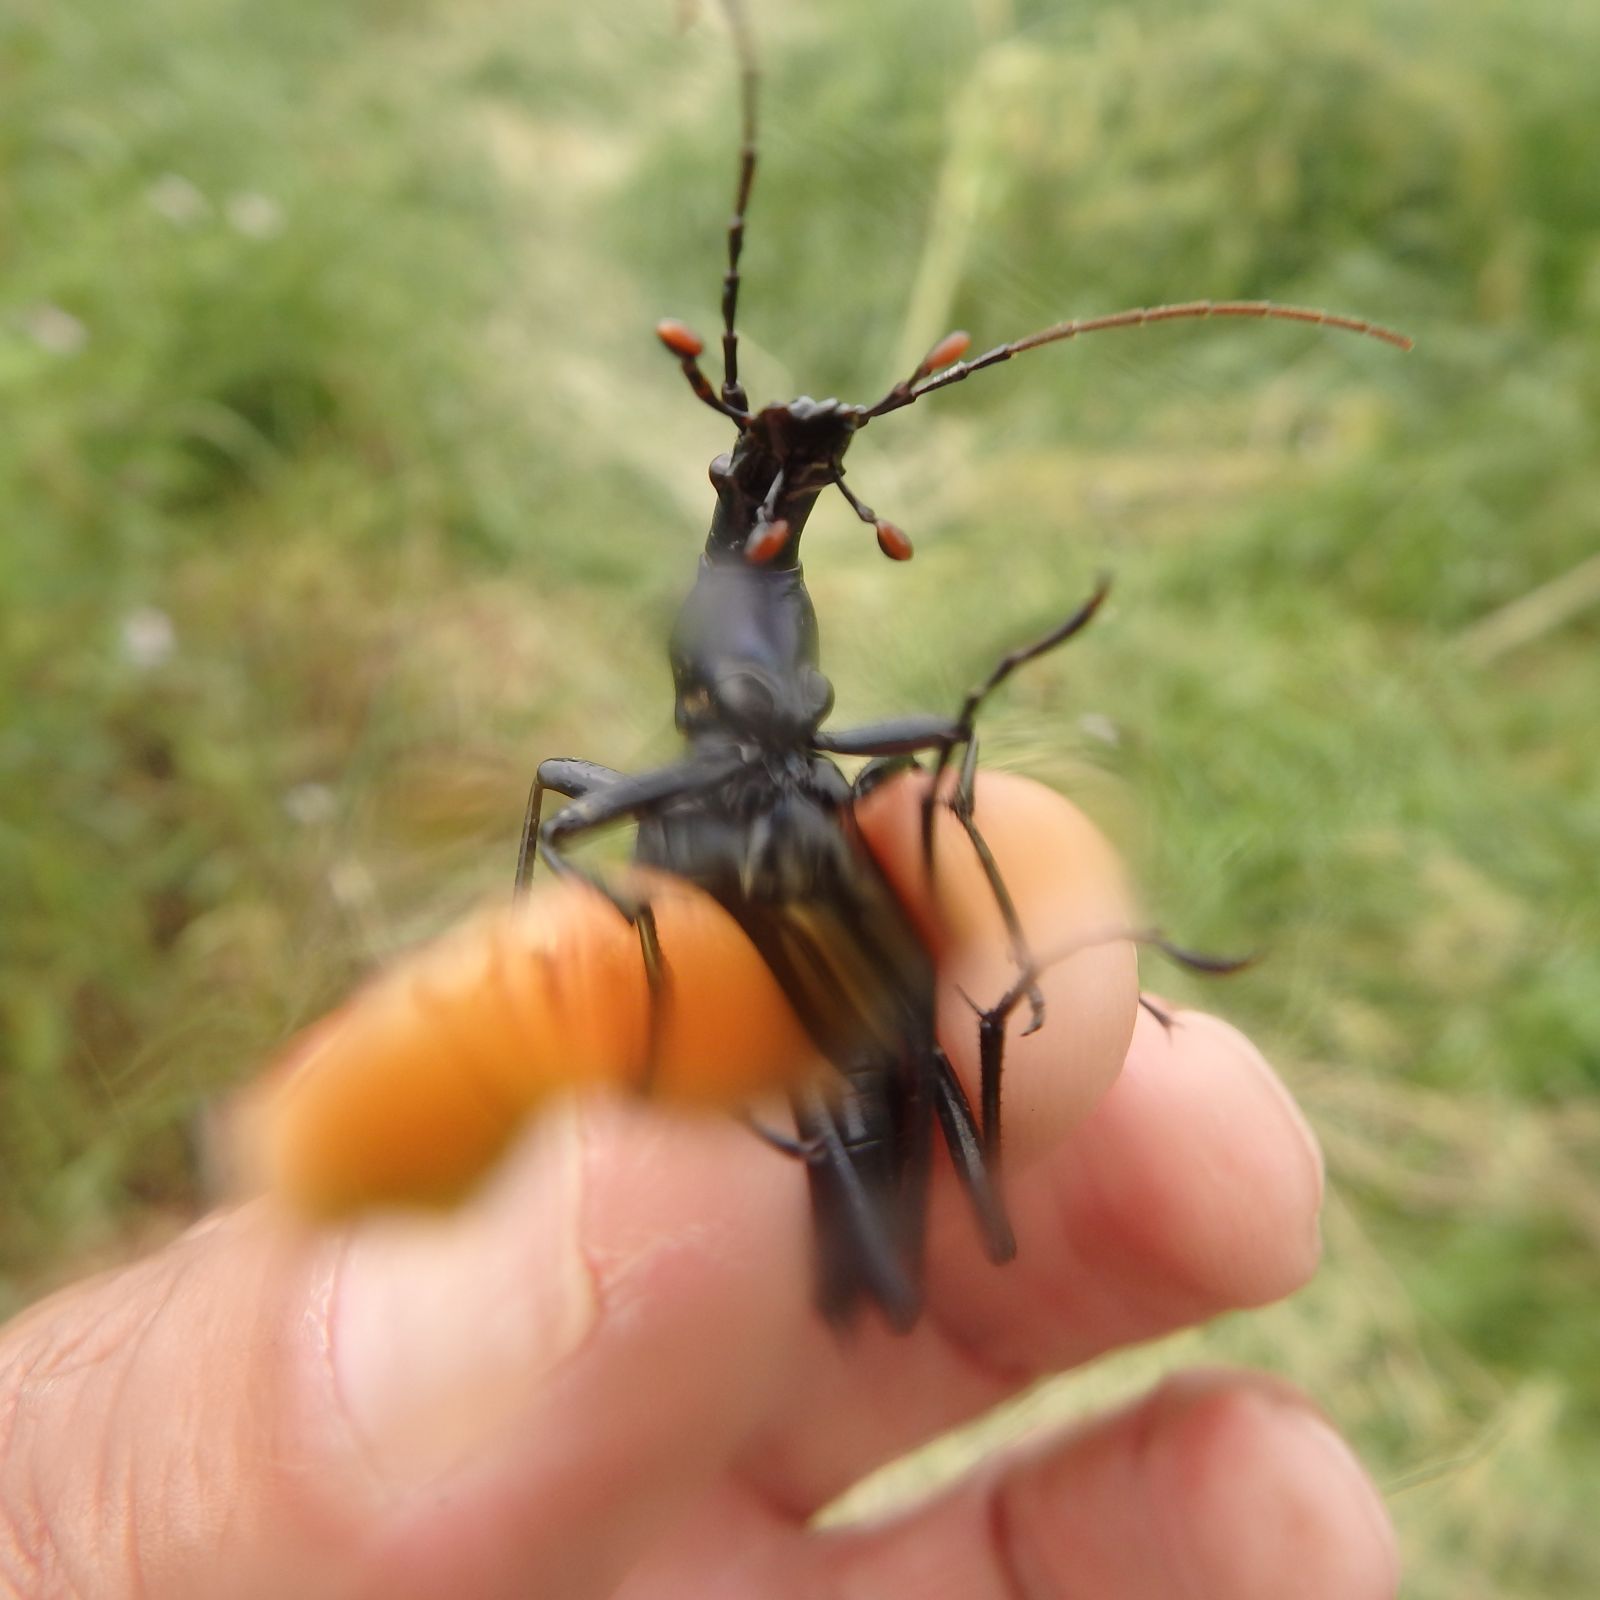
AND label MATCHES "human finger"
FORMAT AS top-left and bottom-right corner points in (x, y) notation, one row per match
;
(733, 1004), (1326, 1515)
(805, 1368), (1399, 1600)
(0, 1103), (812, 1600)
